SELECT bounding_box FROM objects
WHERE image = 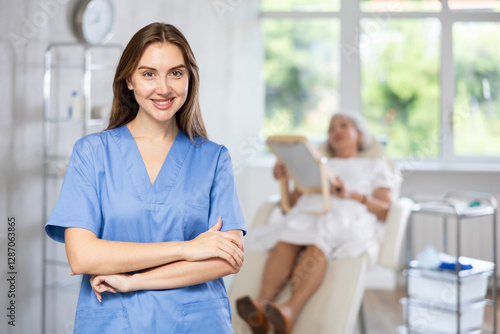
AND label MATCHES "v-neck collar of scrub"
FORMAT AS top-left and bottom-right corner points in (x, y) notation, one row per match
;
(110, 125), (193, 204)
